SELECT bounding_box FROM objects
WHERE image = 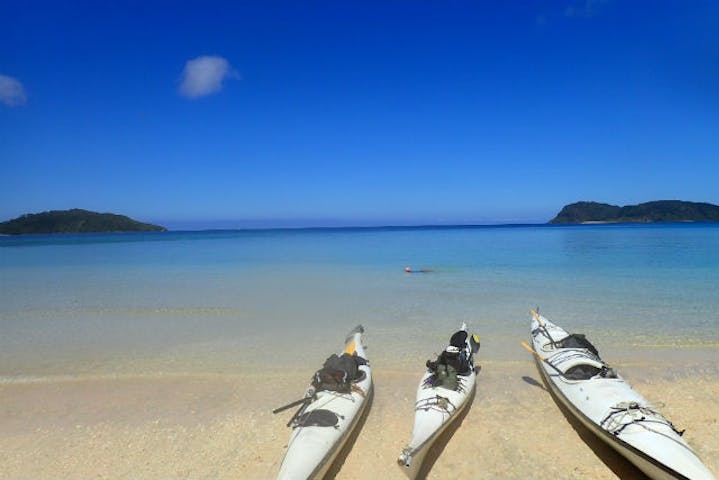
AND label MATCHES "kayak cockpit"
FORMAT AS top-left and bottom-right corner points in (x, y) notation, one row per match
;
(423, 328), (478, 391)
(544, 345), (618, 380)
(560, 356), (616, 380)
